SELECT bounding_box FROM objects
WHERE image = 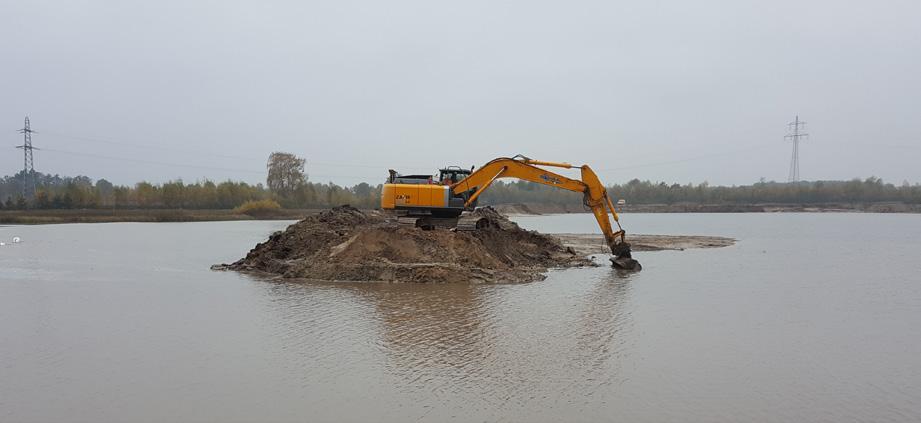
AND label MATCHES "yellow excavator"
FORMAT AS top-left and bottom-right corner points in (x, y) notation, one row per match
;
(381, 155), (639, 270)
